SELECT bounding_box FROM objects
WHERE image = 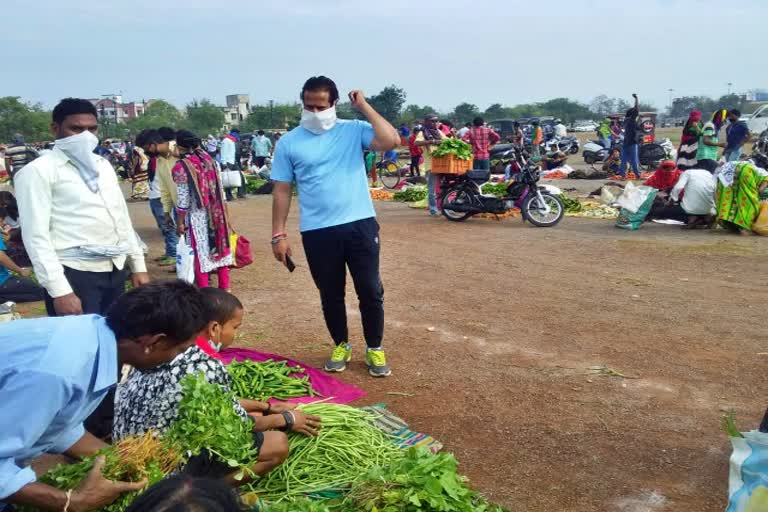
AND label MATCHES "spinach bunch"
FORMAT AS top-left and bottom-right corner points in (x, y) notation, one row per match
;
(432, 139), (473, 161)
(165, 373), (259, 475)
(347, 448), (509, 512)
